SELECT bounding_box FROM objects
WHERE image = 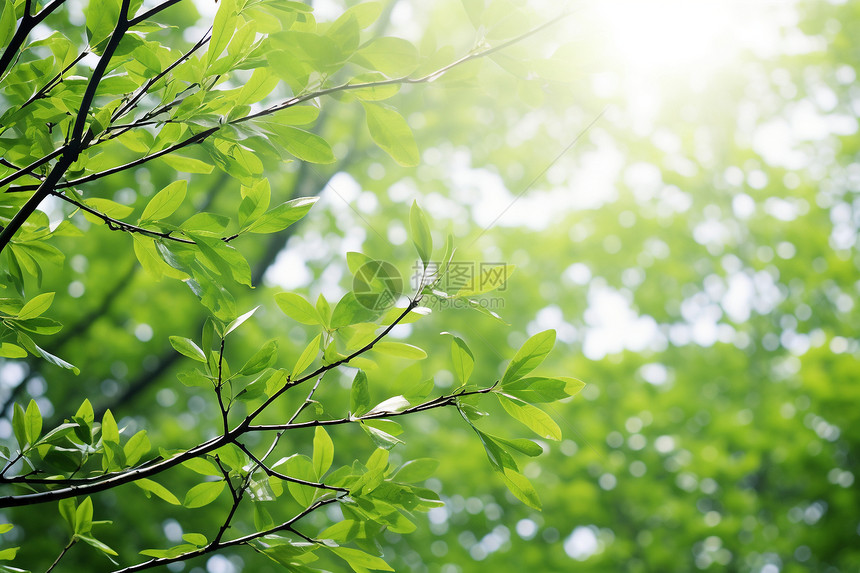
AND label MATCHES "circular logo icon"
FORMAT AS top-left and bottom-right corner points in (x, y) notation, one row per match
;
(353, 260), (403, 311)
